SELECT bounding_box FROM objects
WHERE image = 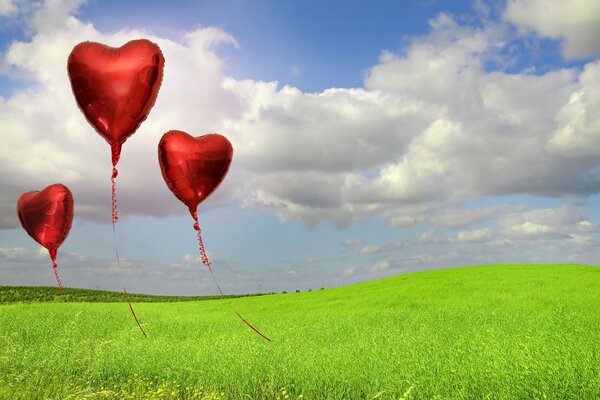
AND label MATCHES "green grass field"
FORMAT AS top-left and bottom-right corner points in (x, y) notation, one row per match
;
(1, 264), (599, 399)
